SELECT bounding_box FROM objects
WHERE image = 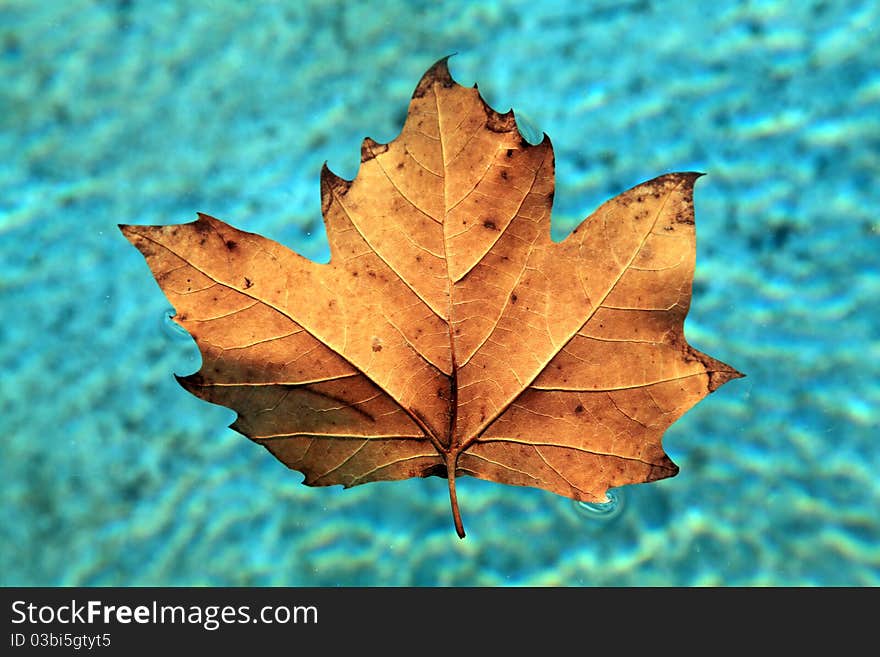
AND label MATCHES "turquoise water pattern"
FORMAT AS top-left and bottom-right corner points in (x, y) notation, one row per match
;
(1, 1), (877, 585)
